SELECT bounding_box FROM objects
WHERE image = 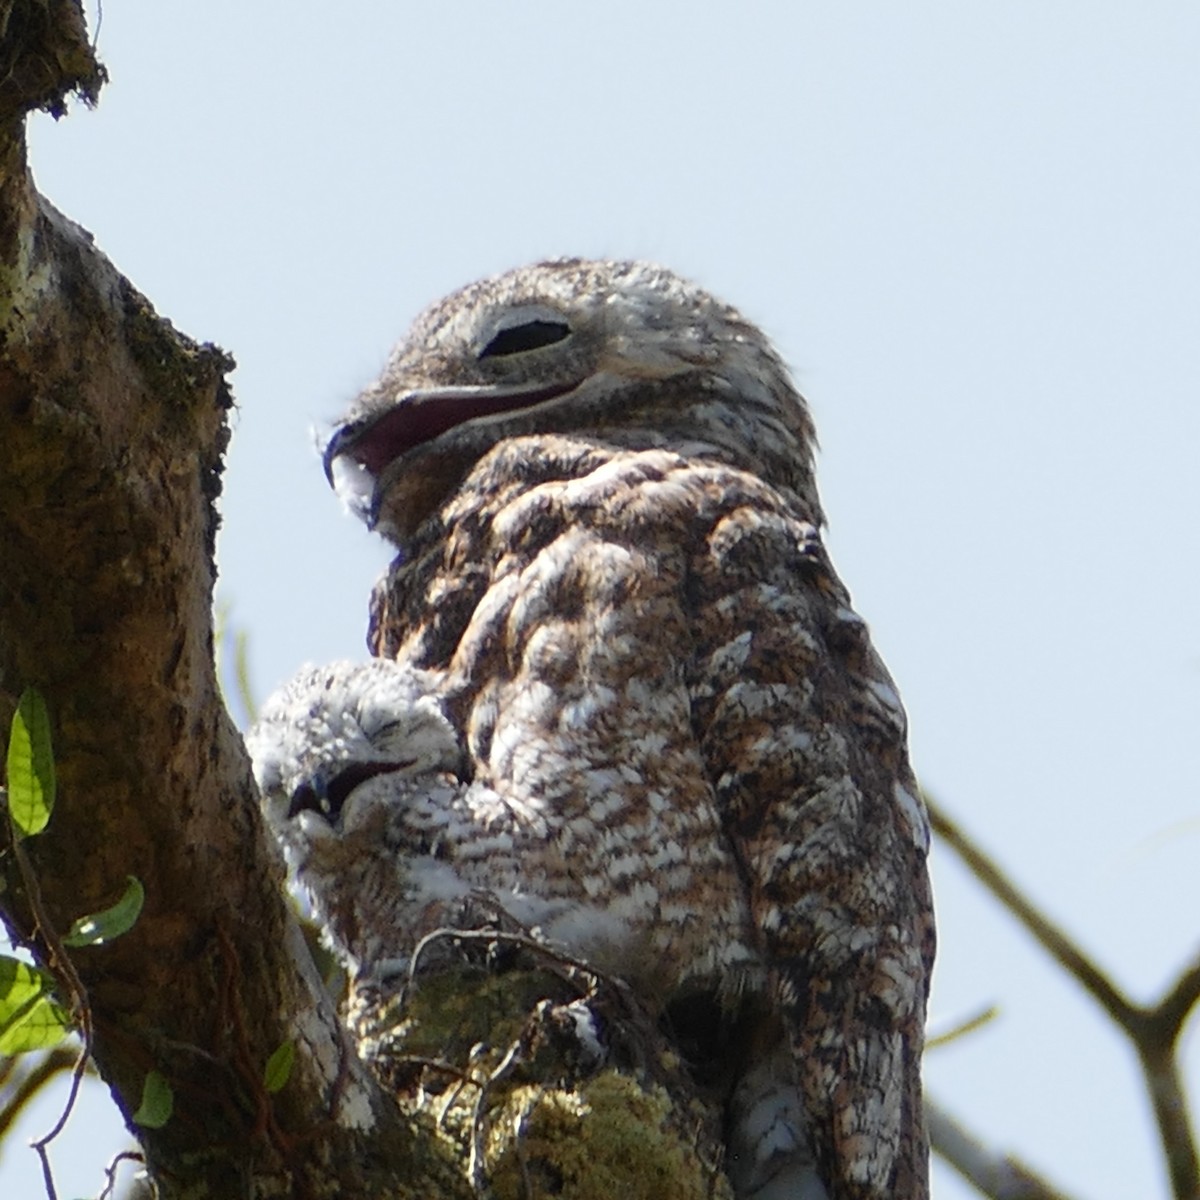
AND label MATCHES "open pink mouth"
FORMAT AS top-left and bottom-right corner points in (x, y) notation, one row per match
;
(324, 380), (581, 483)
